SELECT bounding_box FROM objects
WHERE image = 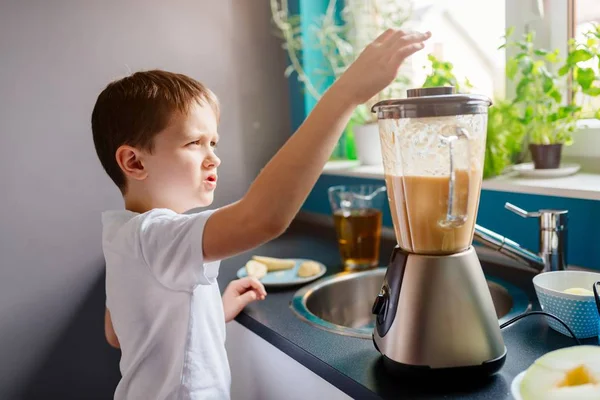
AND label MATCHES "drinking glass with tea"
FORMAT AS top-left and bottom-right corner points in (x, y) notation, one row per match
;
(327, 185), (386, 271)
